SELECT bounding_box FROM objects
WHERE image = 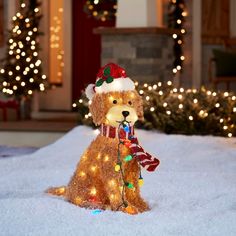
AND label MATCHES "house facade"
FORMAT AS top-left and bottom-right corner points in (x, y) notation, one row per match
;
(0, 0), (236, 115)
